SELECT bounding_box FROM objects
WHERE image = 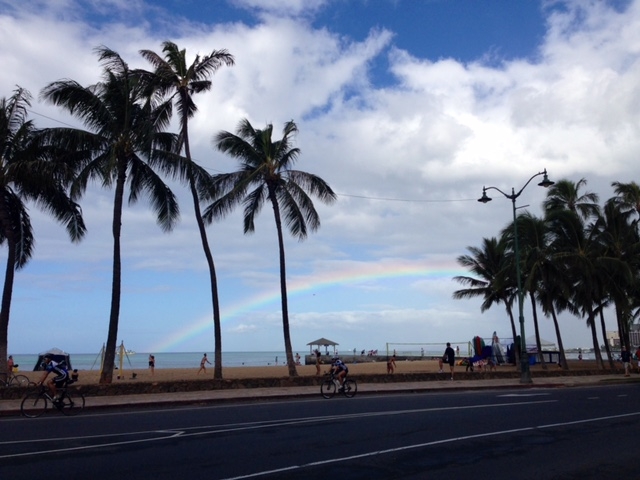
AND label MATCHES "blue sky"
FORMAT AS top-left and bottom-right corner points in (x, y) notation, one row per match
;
(1, 0), (639, 355)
